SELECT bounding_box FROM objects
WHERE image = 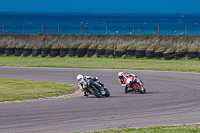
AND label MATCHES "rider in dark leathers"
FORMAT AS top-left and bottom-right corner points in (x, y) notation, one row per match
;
(77, 74), (106, 96)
